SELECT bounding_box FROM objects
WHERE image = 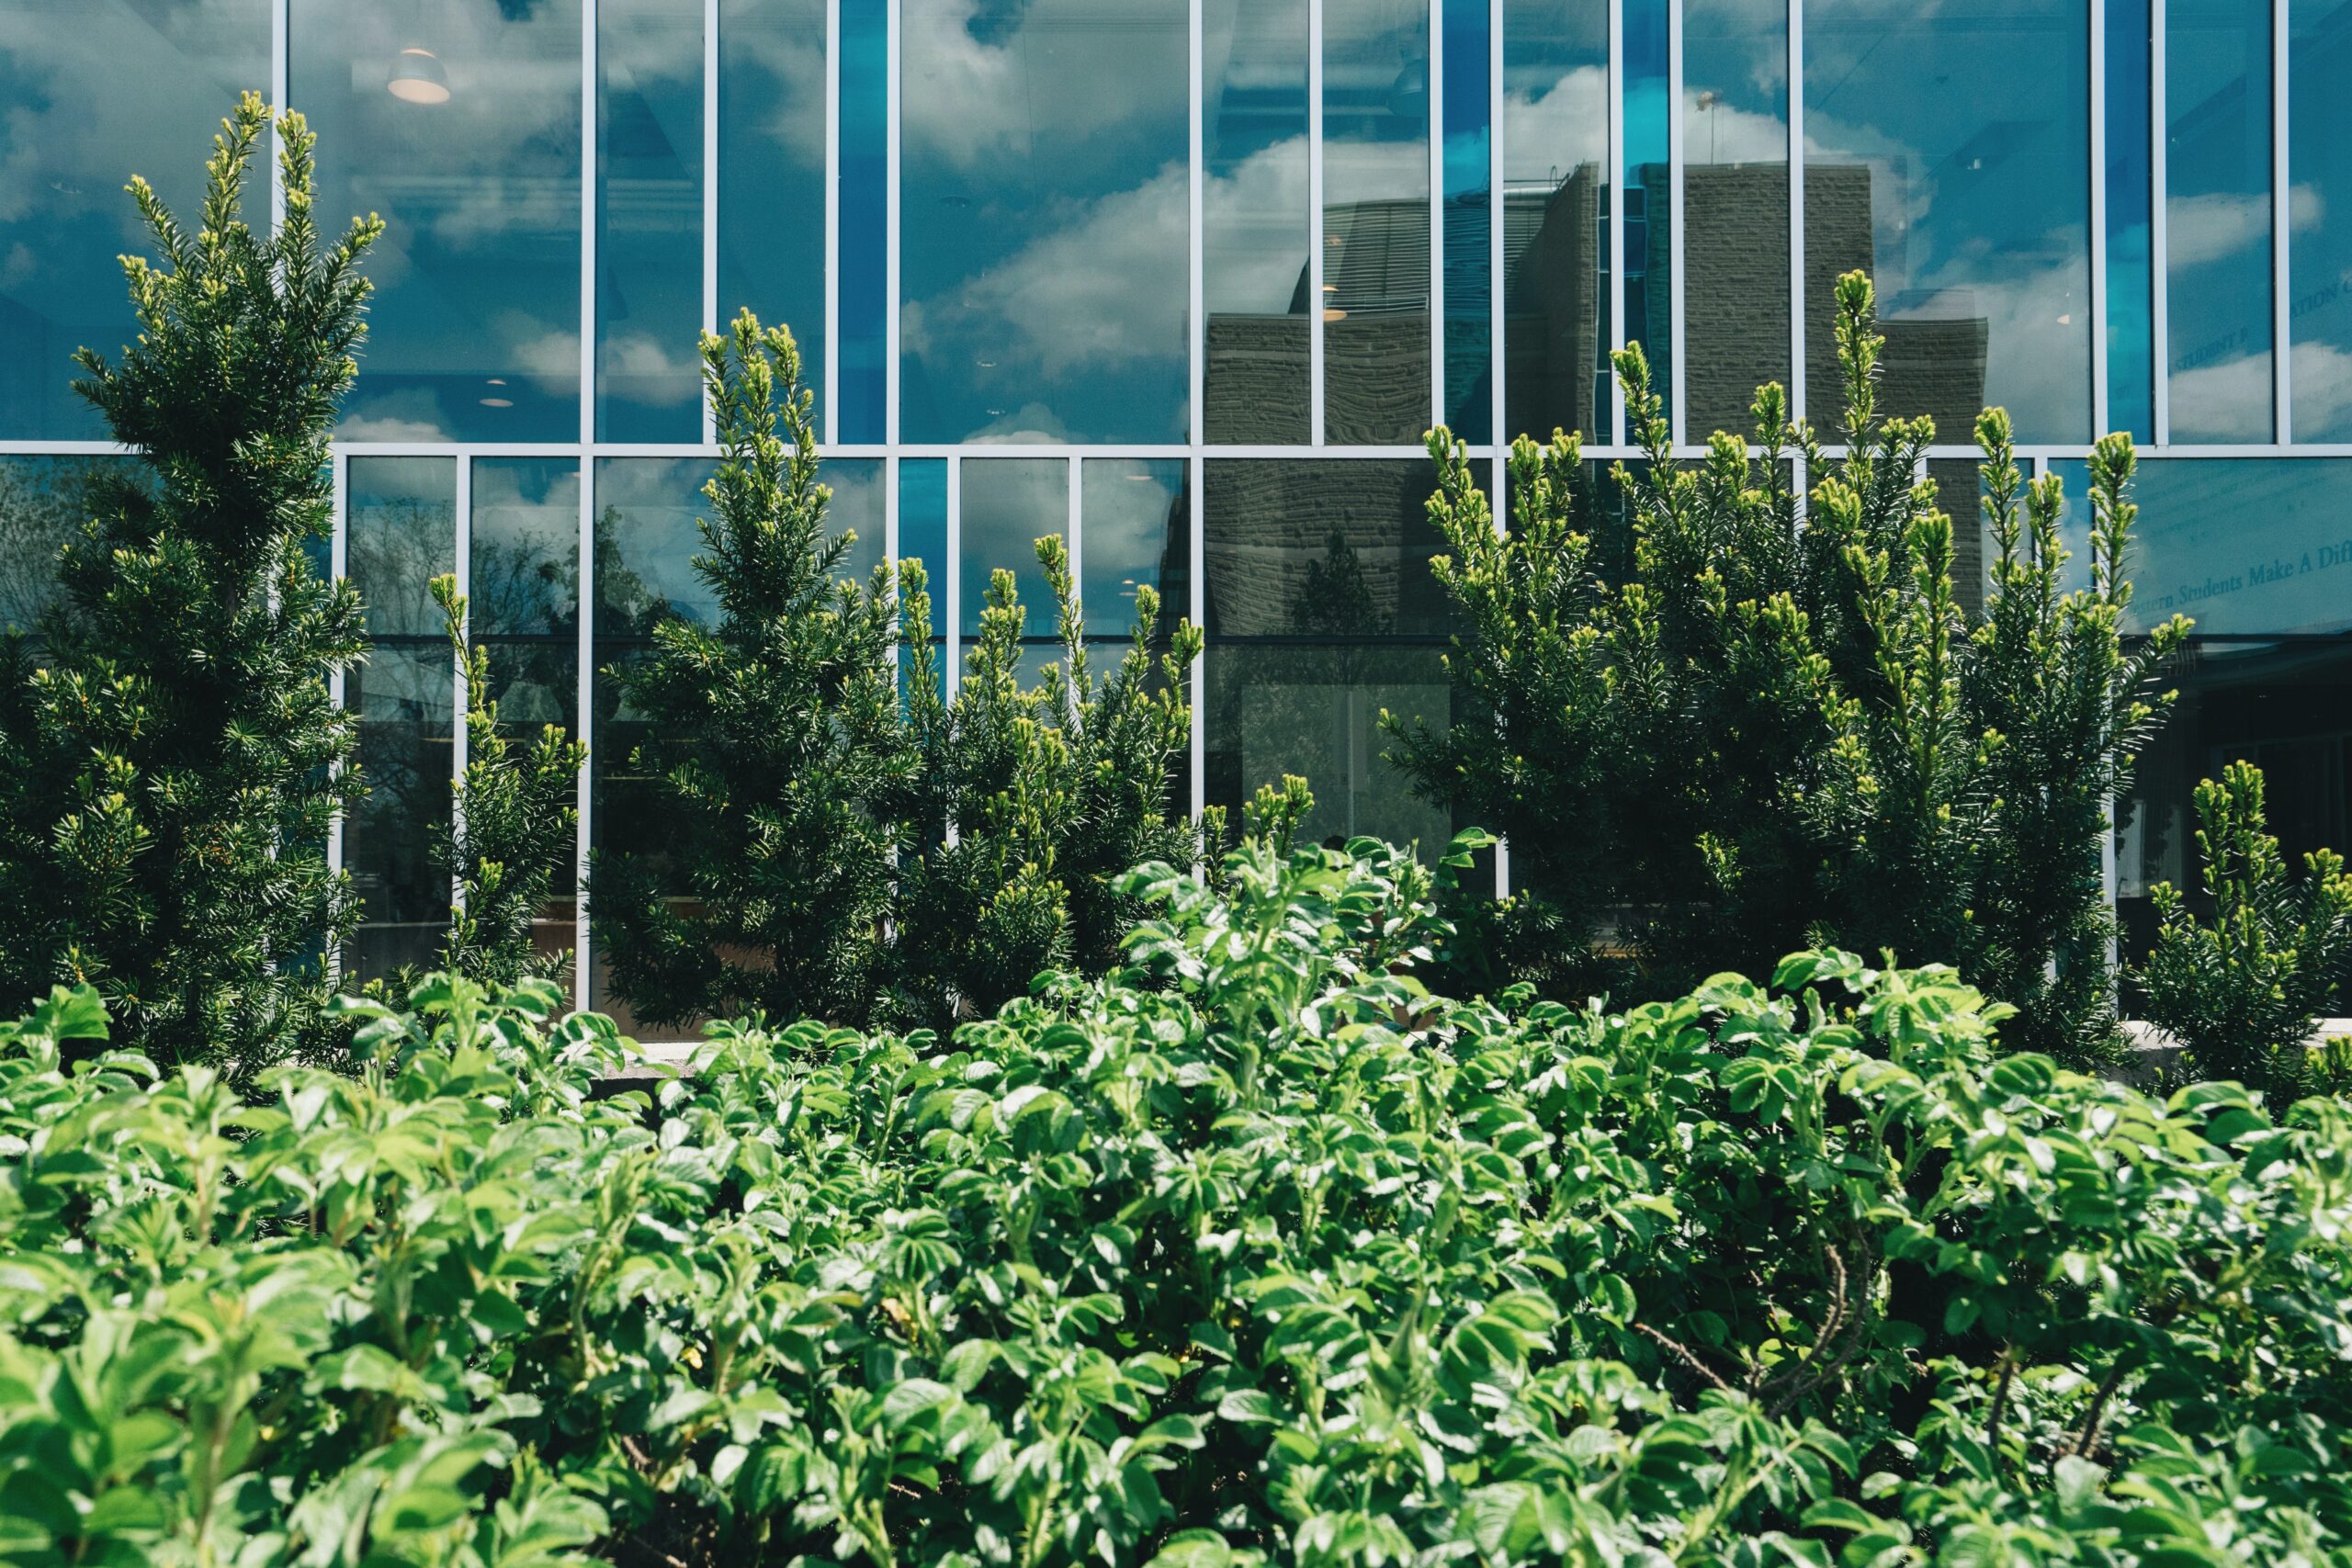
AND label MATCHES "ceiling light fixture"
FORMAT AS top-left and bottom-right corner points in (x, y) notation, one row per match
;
(389, 48), (451, 106)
